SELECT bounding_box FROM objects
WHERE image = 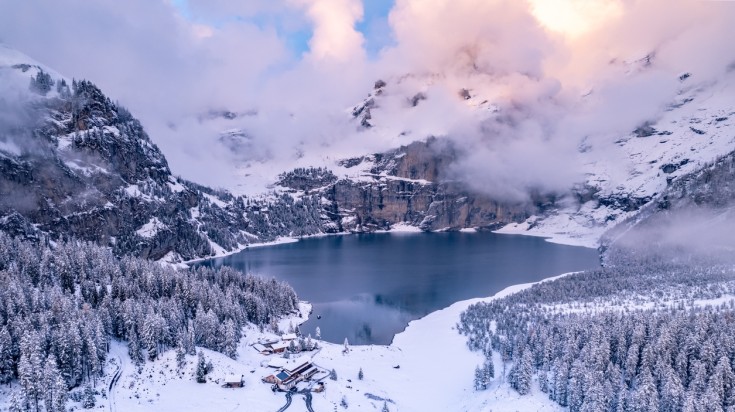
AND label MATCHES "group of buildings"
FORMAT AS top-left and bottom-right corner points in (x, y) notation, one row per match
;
(262, 360), (322, 391)
(252, 334), (326, 392)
